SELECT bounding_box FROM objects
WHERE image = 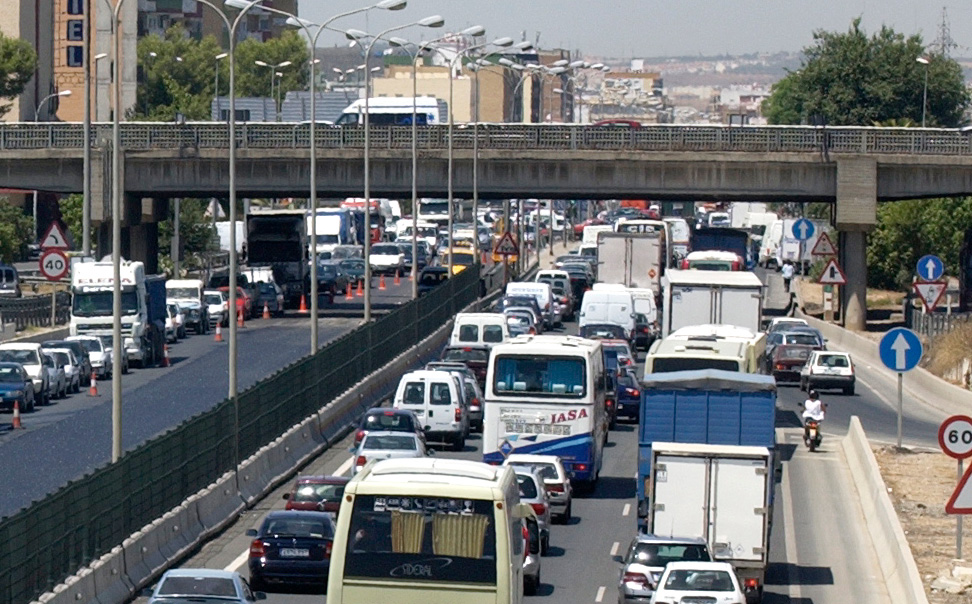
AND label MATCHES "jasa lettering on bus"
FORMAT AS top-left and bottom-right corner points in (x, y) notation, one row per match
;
(550, 409), (588, 424)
